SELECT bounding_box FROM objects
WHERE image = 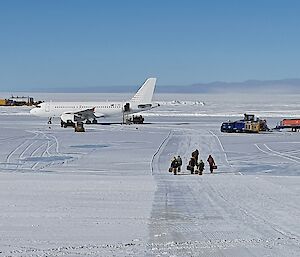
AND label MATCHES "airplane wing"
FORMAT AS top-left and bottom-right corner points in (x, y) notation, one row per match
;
(61, 107), (104, 123)
(74, 107), (99, 119)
